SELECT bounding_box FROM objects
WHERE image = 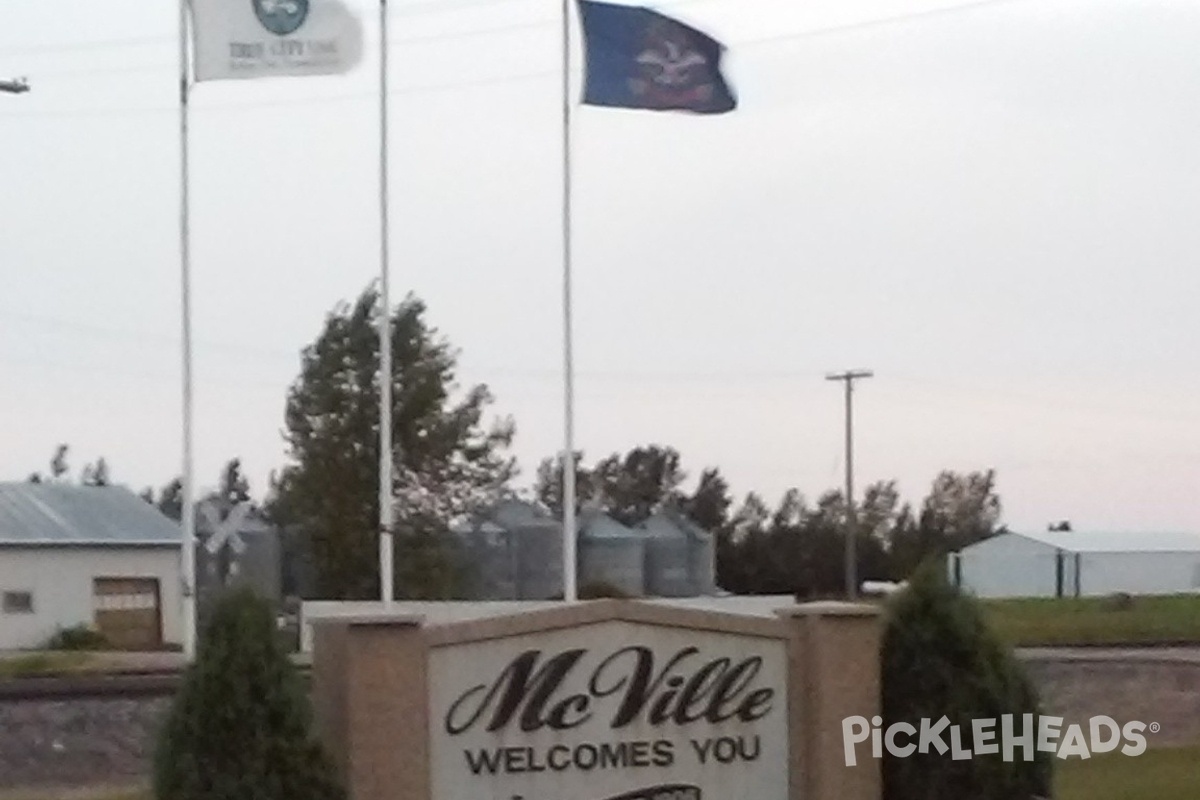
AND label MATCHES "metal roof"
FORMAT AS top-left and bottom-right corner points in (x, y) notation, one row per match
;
(0, 483), (181, 546)
(579, 509), (640, 539)
(637, 510), (712, 542)
(1012, 529), (1200, 553)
